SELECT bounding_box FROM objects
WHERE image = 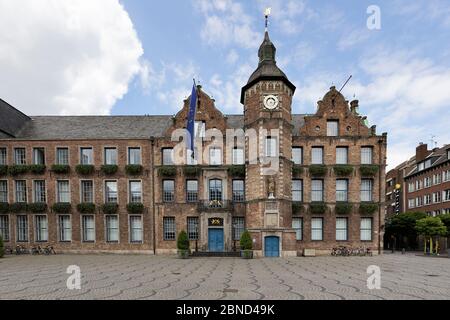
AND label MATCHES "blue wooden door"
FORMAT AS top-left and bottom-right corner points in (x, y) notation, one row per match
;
(265, 236), (280, 257)
(208, 229), (224, 252)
